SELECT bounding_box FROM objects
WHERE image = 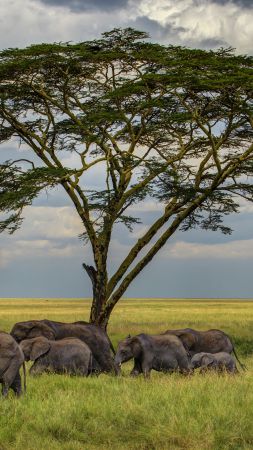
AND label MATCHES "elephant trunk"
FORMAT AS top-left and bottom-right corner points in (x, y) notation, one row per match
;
(114, 362), (121, 375)
(114, 354), (122, 375)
